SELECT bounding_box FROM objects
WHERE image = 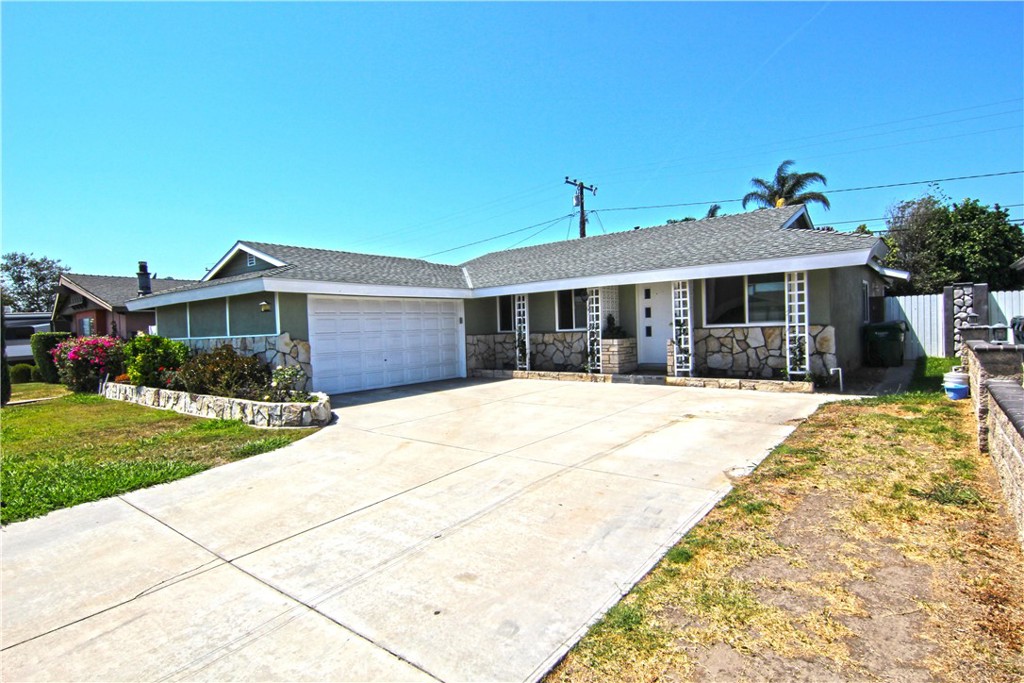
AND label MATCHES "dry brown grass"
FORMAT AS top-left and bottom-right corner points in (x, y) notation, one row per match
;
(546, 392), (1024, 683)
